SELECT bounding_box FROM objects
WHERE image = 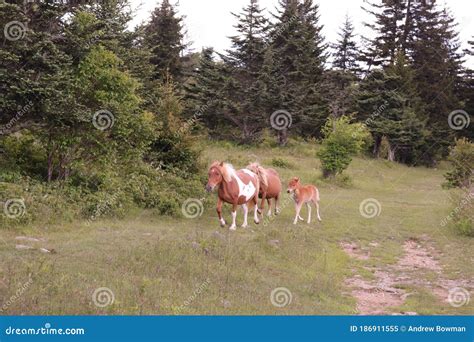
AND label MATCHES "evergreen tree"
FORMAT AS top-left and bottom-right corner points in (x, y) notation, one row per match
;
(144, 0), (186, 80)
(270, 0), (327, 140)
(408, 1), (463, 162)
(221, 0), (269, 142)
(184, 48), (229, 135)
(361, 0), (407, 68)
(358, 53), (427, 164)
(332, 15), (360, 75)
